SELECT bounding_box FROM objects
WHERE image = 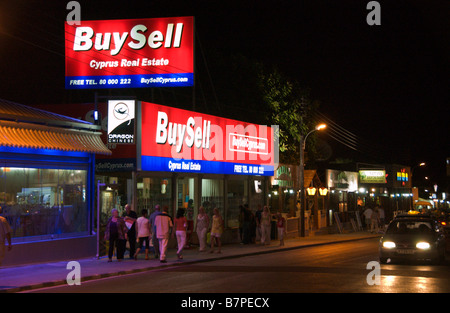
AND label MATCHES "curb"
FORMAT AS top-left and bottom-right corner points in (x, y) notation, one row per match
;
(2, 235), (380, 293)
